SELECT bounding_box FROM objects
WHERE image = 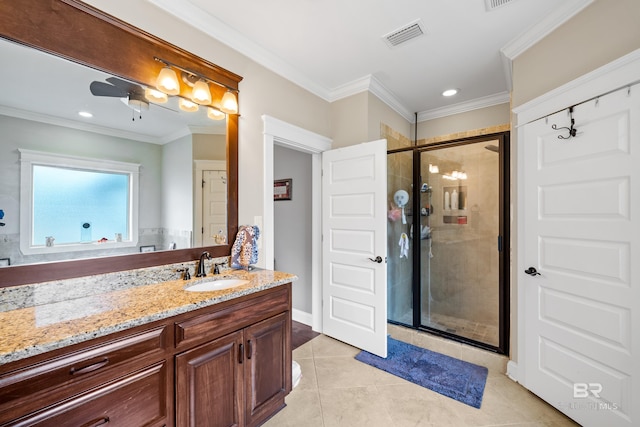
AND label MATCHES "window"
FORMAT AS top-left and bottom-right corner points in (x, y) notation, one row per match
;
(20, 149), (139, 254)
